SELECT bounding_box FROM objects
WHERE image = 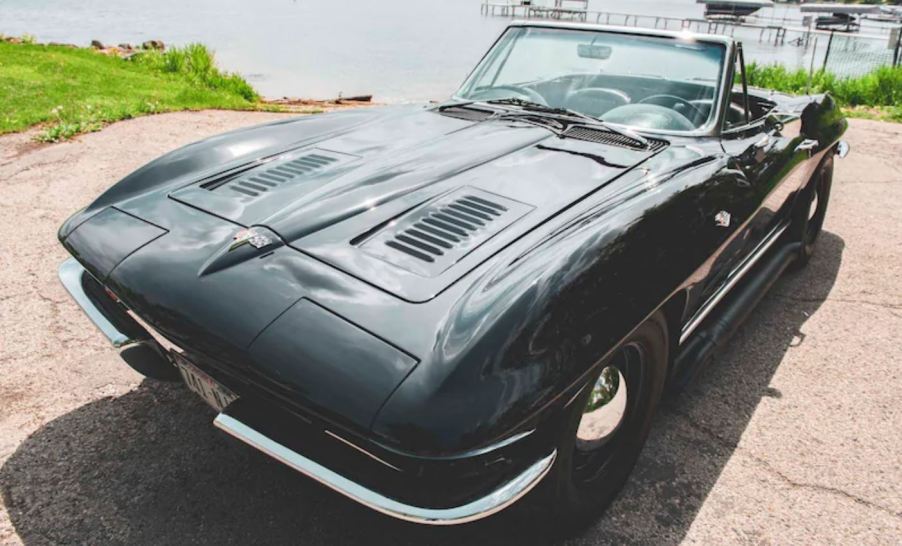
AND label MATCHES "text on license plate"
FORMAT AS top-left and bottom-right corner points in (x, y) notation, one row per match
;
(174, 354), (238, 412)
